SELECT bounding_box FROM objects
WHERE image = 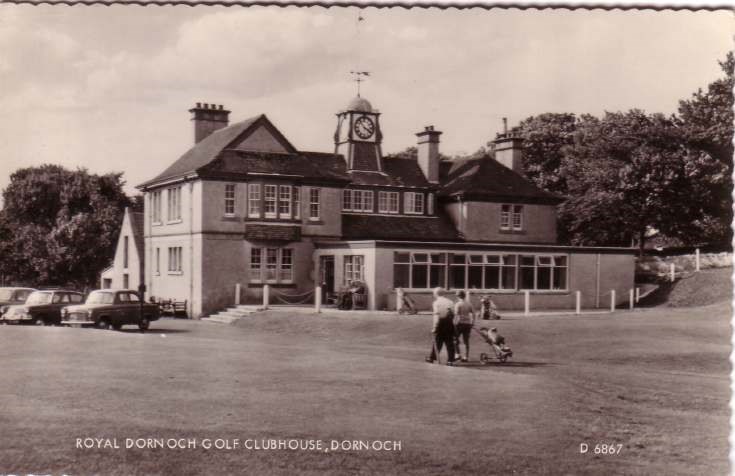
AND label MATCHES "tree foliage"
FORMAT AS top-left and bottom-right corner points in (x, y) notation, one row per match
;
(0, 165), (131, 288)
